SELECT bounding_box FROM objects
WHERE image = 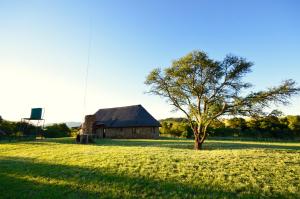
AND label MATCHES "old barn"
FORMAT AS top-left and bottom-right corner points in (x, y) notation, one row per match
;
(82, 105), (160, 139)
